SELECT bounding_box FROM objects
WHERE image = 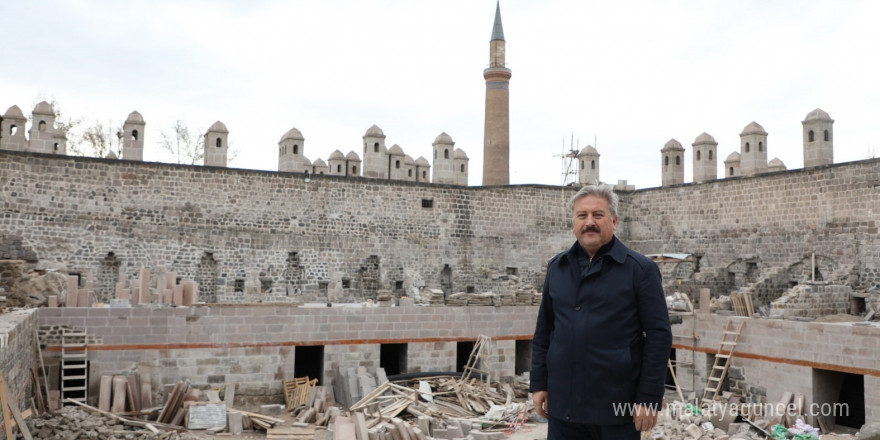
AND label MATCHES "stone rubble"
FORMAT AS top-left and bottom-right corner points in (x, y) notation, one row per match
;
(25, 405), (203, 440)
